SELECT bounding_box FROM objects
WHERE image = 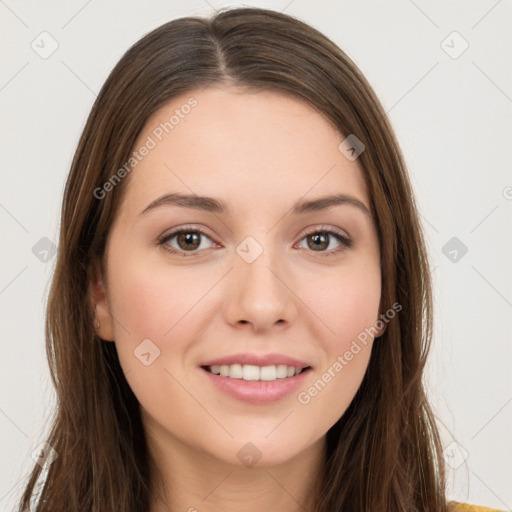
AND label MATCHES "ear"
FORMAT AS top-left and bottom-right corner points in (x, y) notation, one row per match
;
(88, 259), (116, 342)
(373, 310), (388, 339)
